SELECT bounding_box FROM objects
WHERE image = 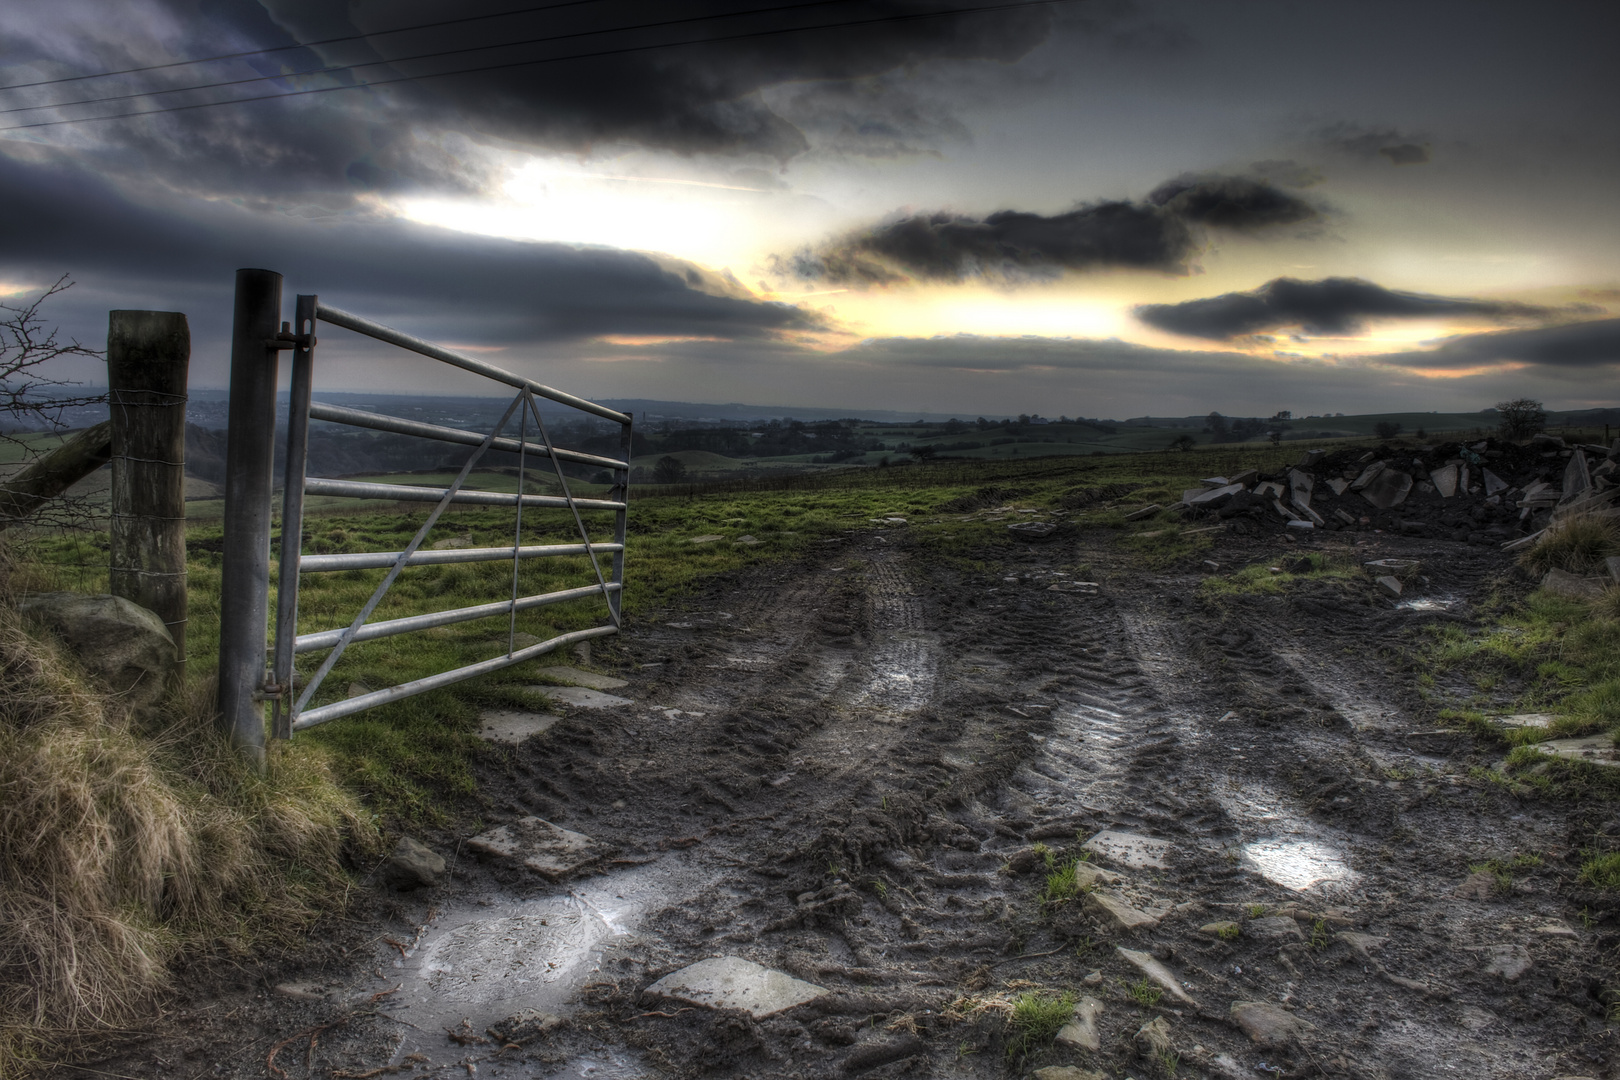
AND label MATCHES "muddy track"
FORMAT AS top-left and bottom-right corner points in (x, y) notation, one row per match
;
(92, 530), (1617, 1080)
